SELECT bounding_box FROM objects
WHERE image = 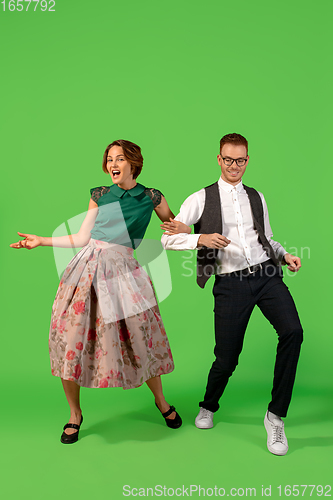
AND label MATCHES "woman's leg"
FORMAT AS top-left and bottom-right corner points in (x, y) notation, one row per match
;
(145, 376), (176, 419)
(61, 378), (82, 434)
